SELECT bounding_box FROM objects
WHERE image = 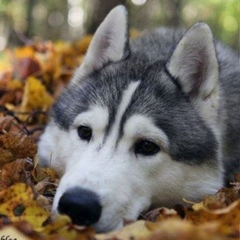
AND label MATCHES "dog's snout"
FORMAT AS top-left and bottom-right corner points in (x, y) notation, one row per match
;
(58, 188), (102, 226)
